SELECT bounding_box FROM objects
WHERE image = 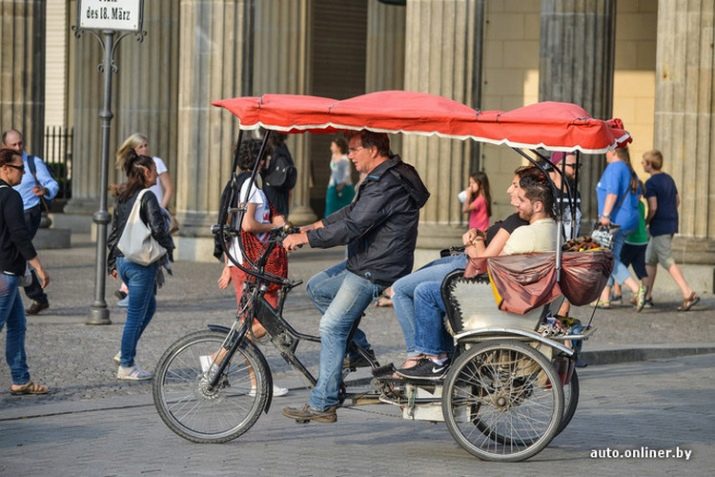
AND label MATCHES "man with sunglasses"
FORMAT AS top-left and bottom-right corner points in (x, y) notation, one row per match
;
(1, 129), (59, 315)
